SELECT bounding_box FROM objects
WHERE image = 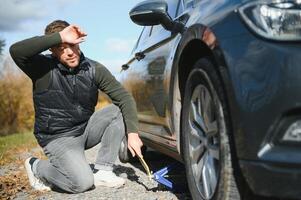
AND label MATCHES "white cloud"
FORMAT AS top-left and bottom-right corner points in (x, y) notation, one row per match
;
(98, 38), (137, 77)
(0, 0), (46, 31)
(104, 38), (136, 54)
(0, 0), (78, 32)
(99, 59), (128, 76)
